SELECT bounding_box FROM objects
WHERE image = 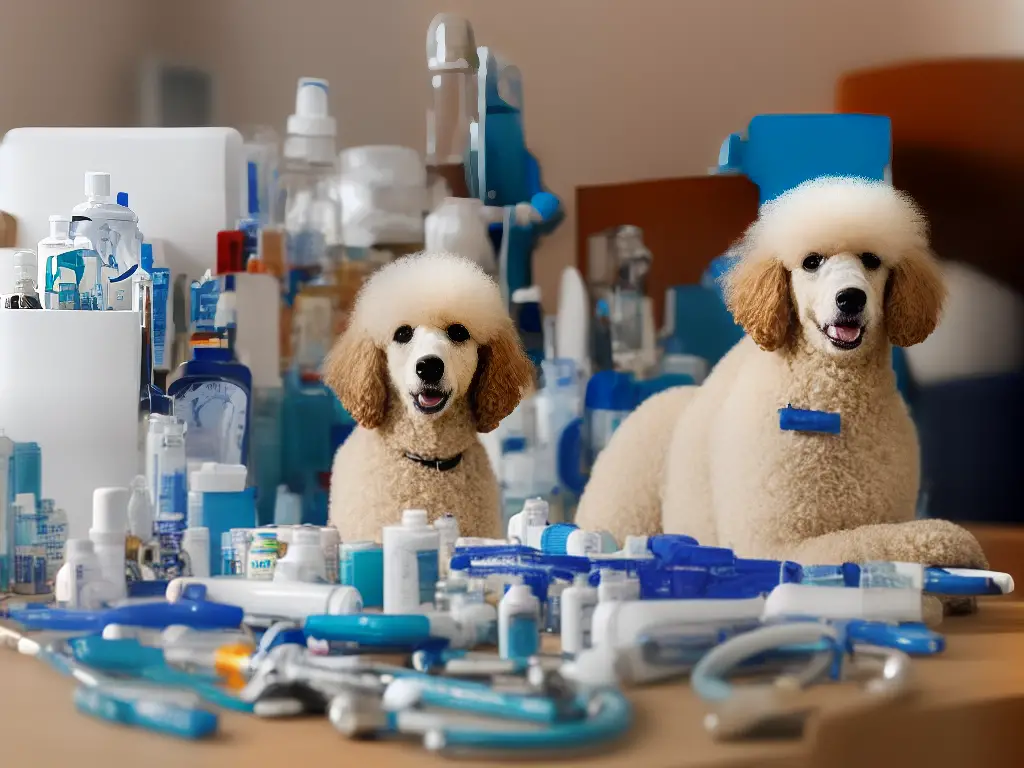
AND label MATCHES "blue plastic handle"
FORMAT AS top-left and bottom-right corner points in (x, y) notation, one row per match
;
(845, 620), (945, 655)
(304, 614), (432, 646)
(9, 598), (242, 633)
(924, 568), (1009, 596)
(74, 686), (219, 739)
